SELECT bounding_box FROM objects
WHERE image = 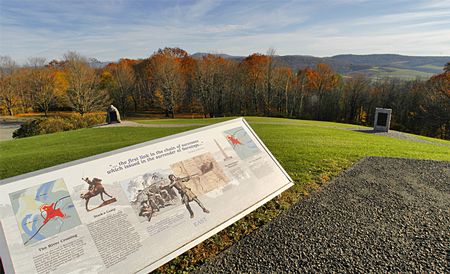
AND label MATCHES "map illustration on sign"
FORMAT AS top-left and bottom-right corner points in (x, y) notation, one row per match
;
(223, 127), (260, 159)
(9, 179), (81, 246)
